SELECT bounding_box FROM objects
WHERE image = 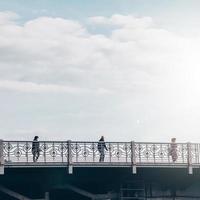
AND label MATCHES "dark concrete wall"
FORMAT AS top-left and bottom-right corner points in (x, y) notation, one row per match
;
(0, 167), (200, 199)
